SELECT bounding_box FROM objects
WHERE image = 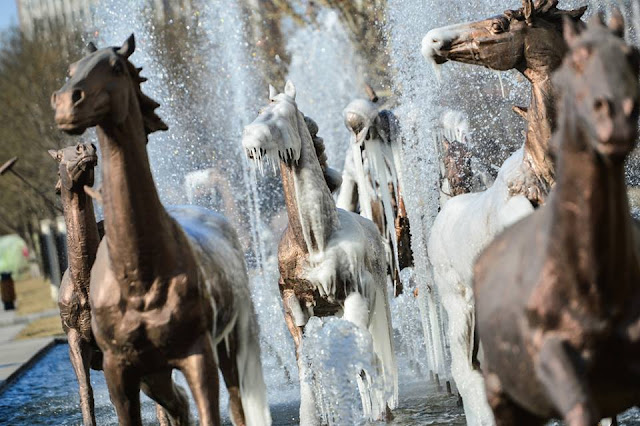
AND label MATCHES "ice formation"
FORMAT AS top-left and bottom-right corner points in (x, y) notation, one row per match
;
(286, 9), (365, 171)
(301, 316), (388, 425)
(338, 99), (404, 293)
(243, 82), (398, 422)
